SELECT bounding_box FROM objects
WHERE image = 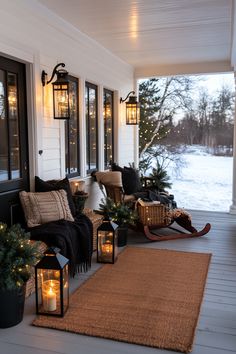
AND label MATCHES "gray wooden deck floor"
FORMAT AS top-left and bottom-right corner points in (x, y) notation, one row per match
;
(0, 210), (236, 354)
